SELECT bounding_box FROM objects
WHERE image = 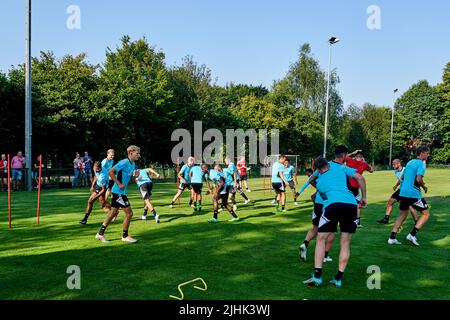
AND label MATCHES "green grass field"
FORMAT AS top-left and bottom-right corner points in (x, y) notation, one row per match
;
(1, 169), (449, 300)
